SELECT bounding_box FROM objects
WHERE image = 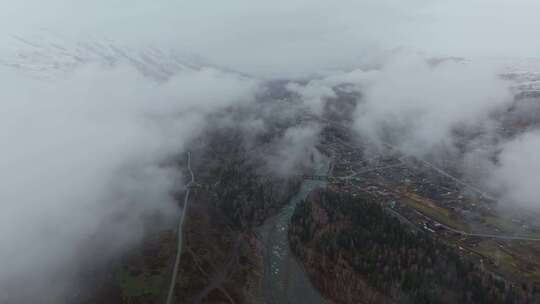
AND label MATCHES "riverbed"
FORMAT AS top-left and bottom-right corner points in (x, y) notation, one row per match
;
(259, 162), (328, 304)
